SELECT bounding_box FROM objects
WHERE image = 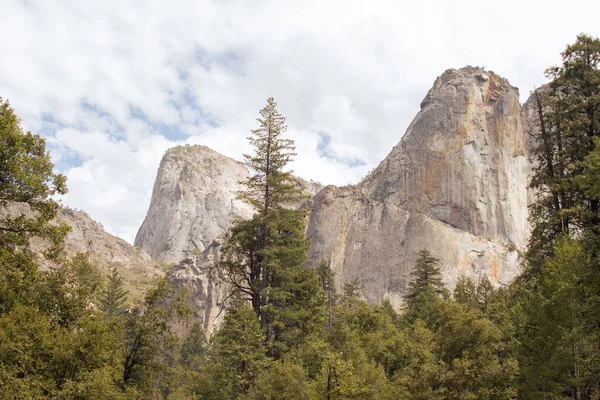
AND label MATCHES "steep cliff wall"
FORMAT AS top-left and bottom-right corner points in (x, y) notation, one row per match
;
(134, 66), (537, 312)
(134, 145), (254, 264)
(307, 67), (529, 306)
(359, 67), (529, 249)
